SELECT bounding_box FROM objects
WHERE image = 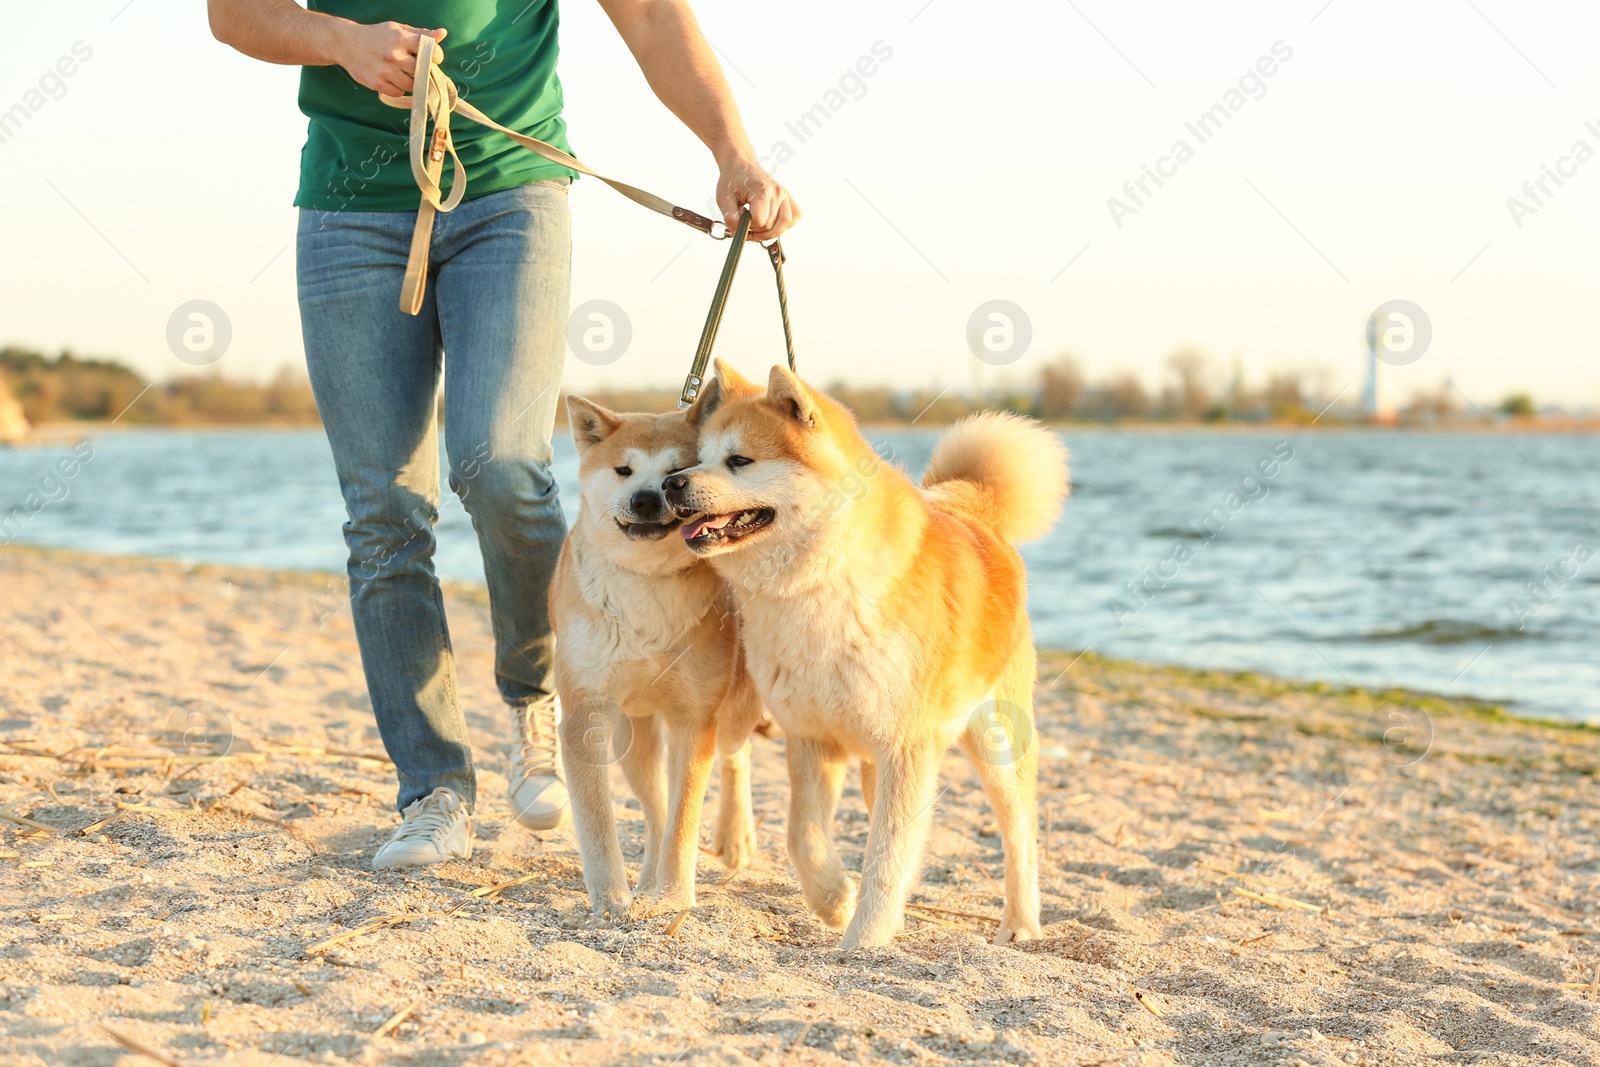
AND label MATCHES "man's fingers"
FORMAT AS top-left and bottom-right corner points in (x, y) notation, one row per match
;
(746, 186), (776, 234)
(397, 25), (447, 62)
(722, 187), (778, 237)
(380, 59), (418, 94)
(773, 195), (799, 234)
(398, 25), (448, 42)
(717, 187), (743, 229)
(716, 164), (798, 237)
(750, 195), (799, 241)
